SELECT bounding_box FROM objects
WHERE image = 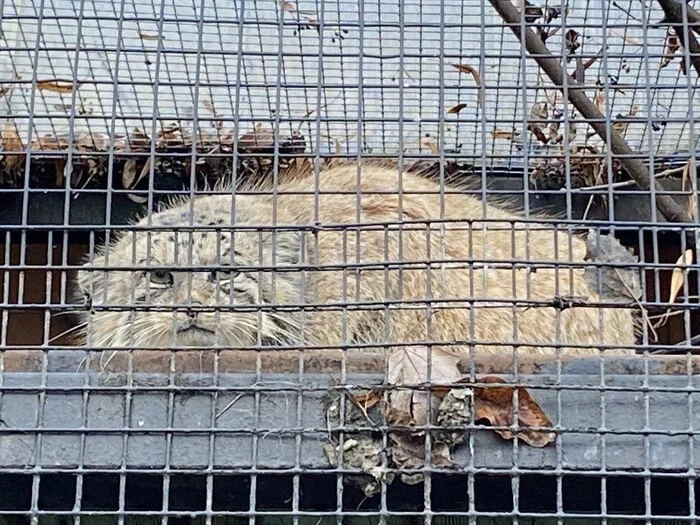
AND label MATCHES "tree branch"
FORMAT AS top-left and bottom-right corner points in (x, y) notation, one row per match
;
(487, 0), (693, 236)
(656, 0), (700, 76)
